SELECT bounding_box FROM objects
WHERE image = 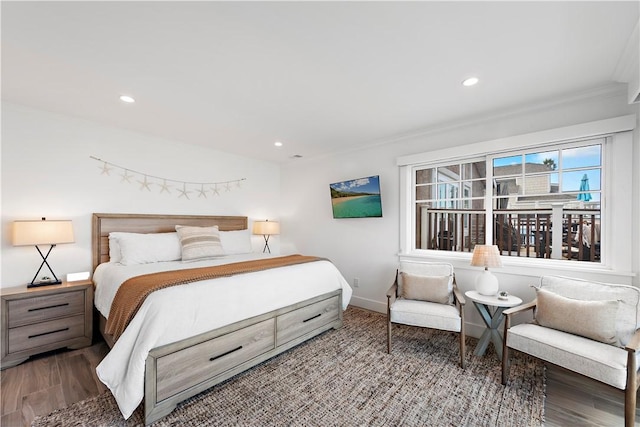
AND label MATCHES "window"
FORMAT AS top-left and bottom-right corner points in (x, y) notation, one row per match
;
(412, 138), (603, 263)
(415, 160), (487, 252)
